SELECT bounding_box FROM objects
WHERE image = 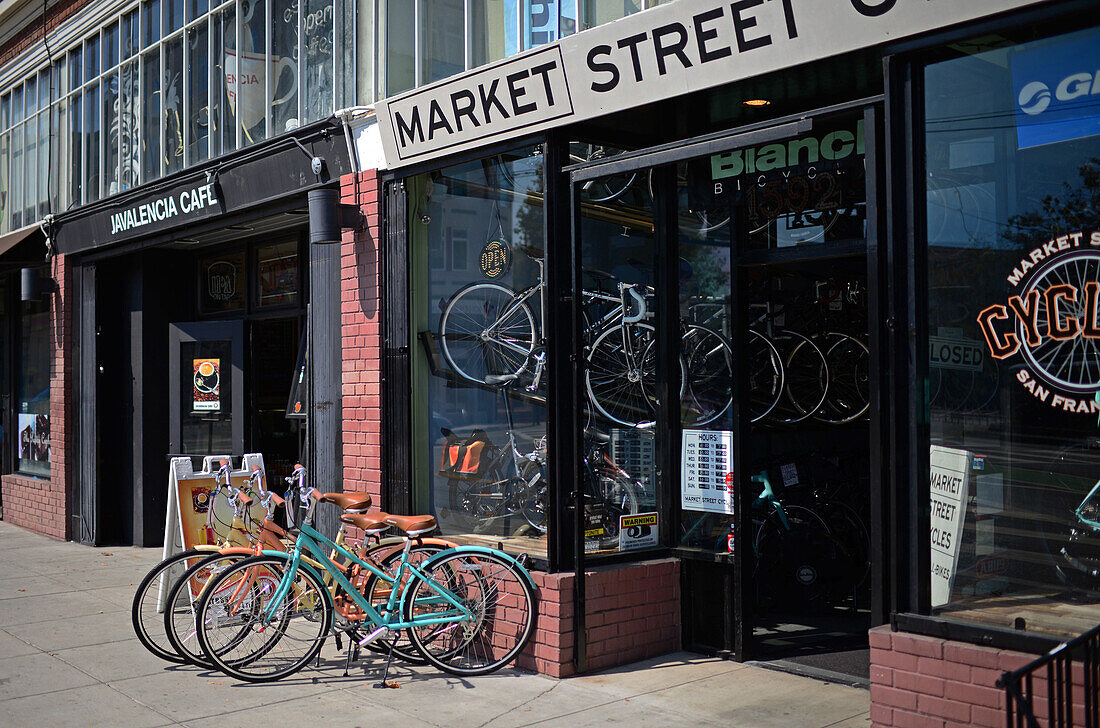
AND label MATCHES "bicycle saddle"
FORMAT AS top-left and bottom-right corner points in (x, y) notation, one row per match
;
(319, 492), (373, 512)
(517, 243), (544, 259)
(383, 514), (438, 536)
(583, 266), (615, 282)
(339, 511), (391, 535)
(485, 373), (520, 386)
